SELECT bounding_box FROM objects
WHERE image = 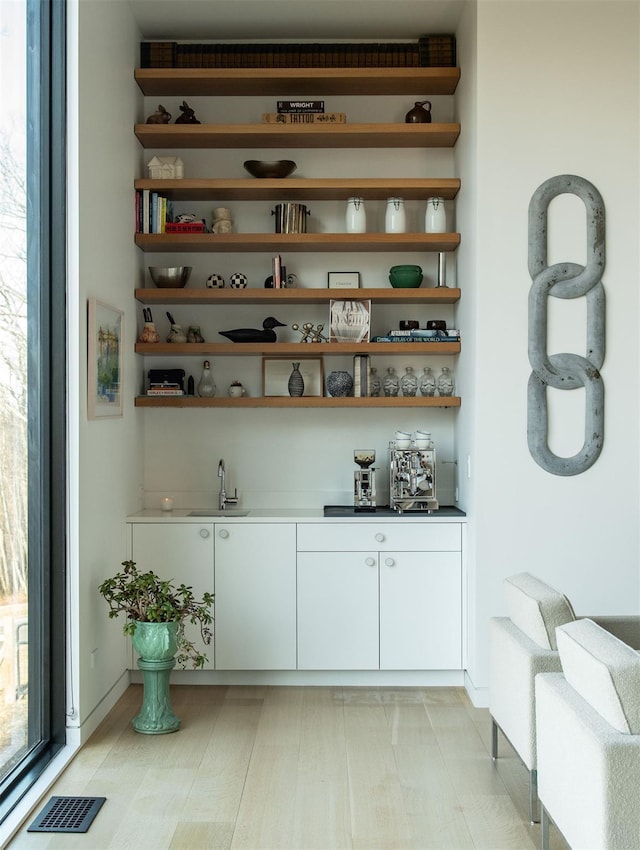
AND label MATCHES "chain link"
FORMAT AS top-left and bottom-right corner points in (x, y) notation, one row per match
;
(527, 175), (606, 476)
